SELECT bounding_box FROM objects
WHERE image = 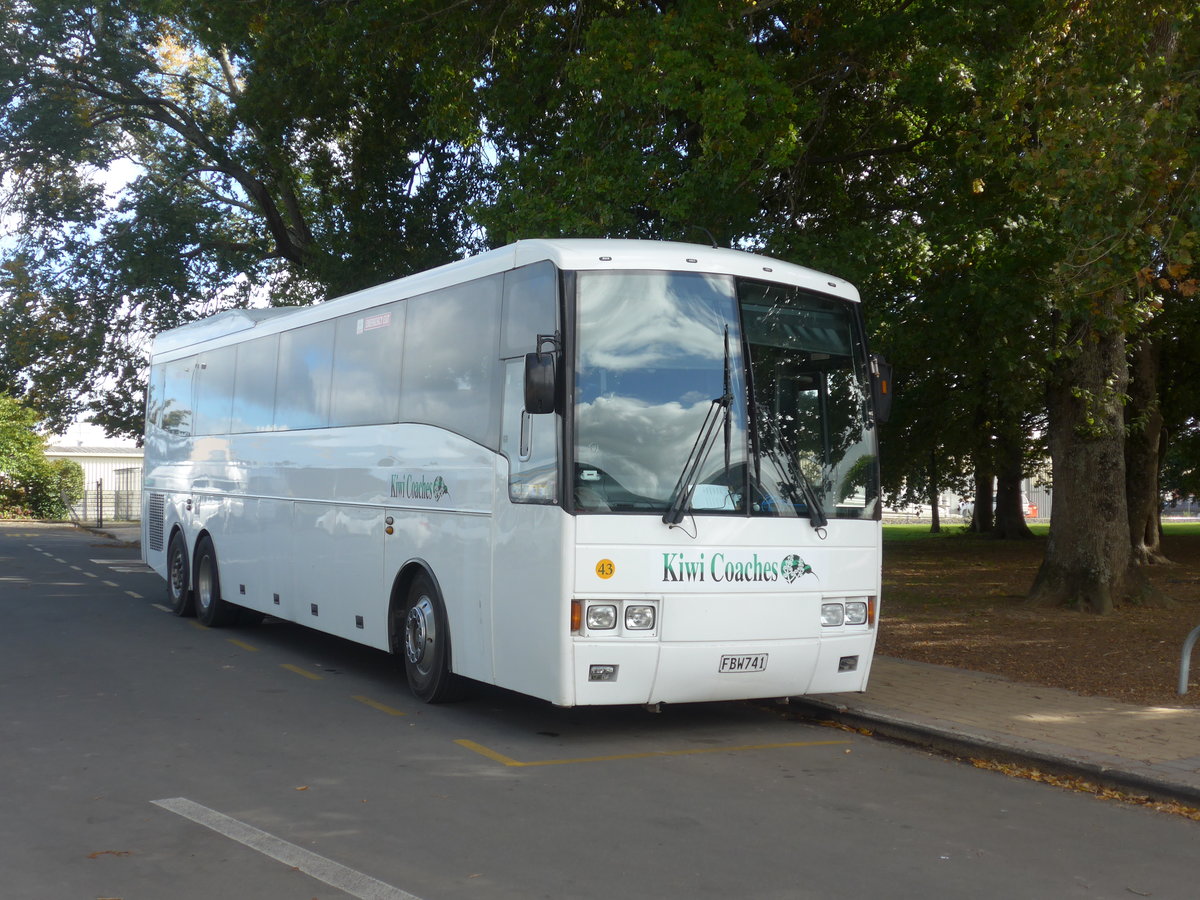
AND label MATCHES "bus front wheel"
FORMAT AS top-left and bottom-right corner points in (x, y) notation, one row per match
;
(193, 536), (238, 627)
(402, 574), (464, 703)
(166, 531), (194, 617)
